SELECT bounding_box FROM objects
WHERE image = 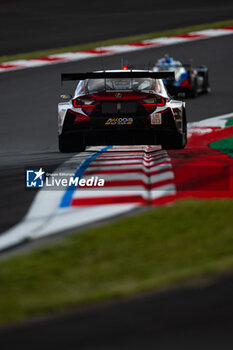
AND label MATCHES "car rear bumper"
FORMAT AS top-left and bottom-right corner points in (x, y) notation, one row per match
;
(61, 128), (181, 146)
